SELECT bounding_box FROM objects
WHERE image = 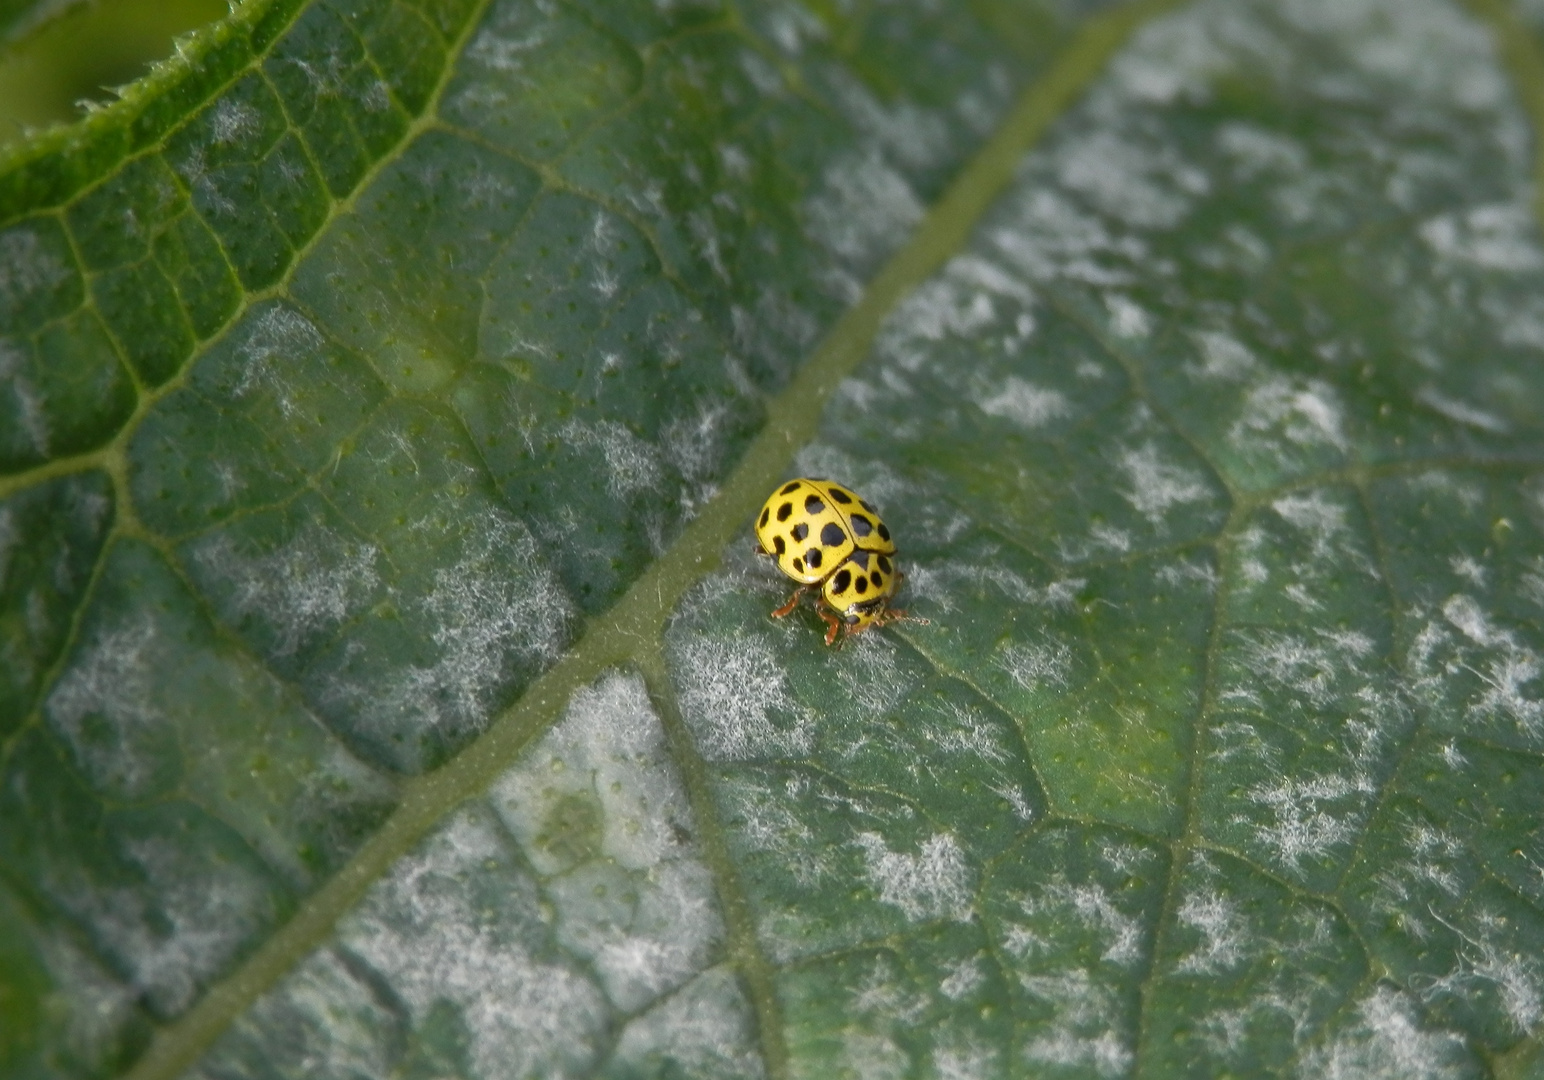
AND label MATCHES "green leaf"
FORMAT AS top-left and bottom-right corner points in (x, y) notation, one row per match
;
(4, 0), (1544, 1077)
